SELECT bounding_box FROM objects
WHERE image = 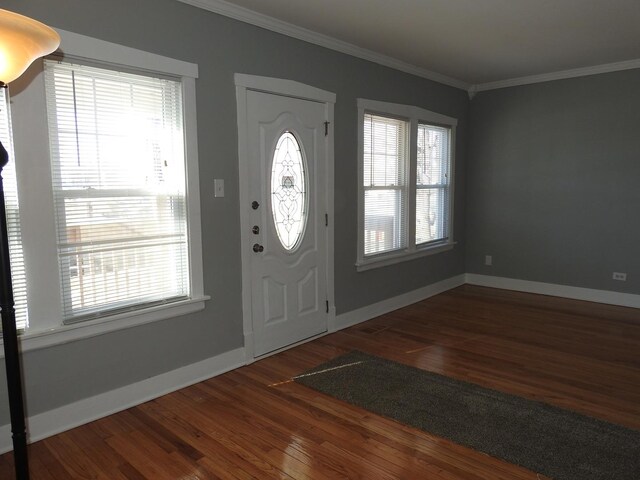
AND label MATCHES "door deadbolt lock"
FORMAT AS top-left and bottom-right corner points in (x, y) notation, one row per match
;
(253, 243), (264, 253)
(252, 225), (260, 234)
(251, 201), (260, 210)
